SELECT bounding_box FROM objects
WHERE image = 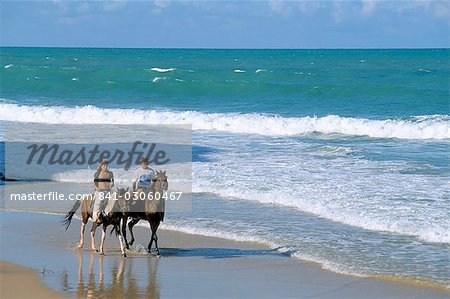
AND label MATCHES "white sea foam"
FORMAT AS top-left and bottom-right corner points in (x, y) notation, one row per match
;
(189, 185), (450, 245)
(4, 64), (13, 69)
(255, 69), (266, 73)
(1, 103), (449, 140)
(190, 143), (450, 245)
(152, 77), (166, 83)
(150, 67), (175, 73)
(234, 69), (246, 73)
